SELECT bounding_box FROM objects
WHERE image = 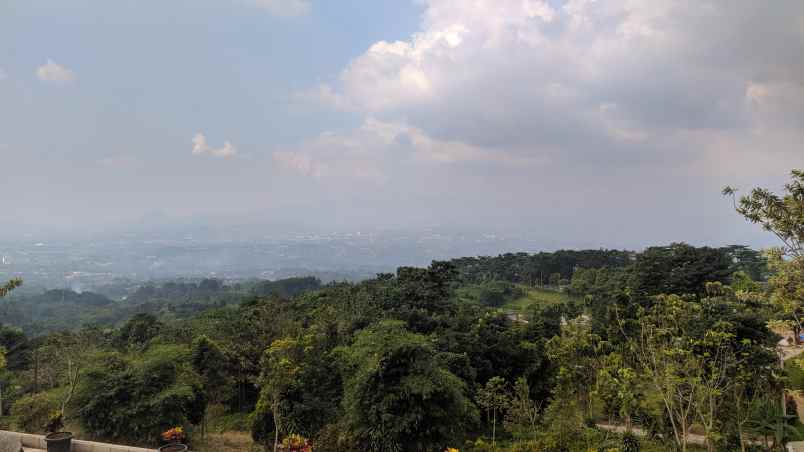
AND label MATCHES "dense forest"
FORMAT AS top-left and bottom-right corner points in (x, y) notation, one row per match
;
(0, 170), (803, 452)
(0, 276), (322, 335)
